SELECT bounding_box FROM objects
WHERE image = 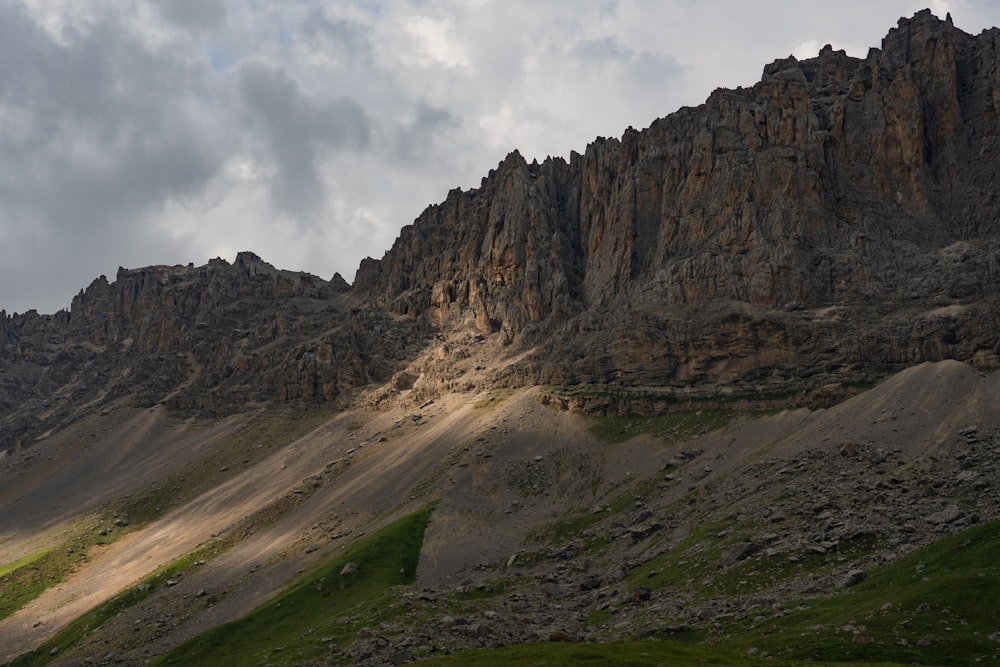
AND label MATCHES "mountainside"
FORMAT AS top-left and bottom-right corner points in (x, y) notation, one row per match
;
(6, 11), (1000, 455)
(2, 9), (1000, 667)
(354, 9), (1000, 399)
(0, 253), (431, 454)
